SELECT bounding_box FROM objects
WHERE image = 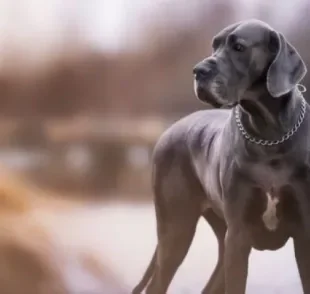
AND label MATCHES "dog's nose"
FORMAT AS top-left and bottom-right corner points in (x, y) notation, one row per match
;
(193, 64), (212, 81)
